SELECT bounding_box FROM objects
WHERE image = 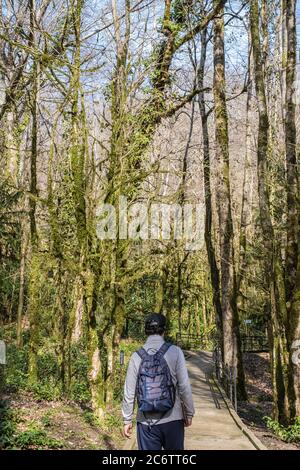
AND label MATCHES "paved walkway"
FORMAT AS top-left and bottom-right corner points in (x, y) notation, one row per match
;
(185, 351), (256, 450)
